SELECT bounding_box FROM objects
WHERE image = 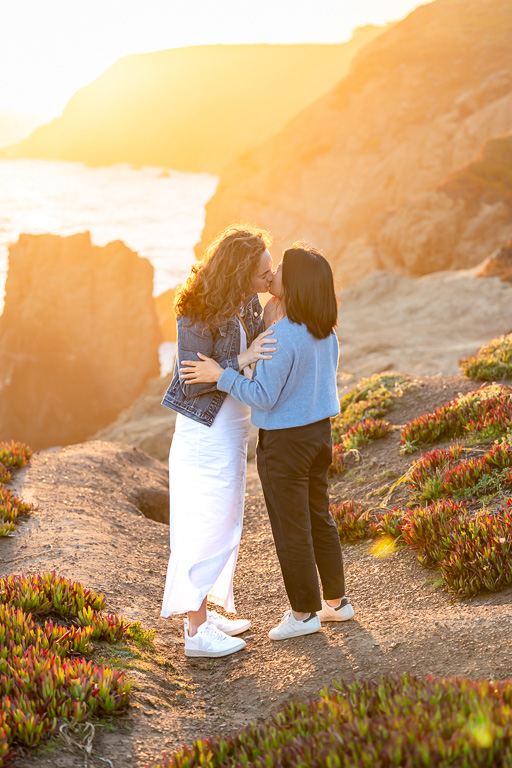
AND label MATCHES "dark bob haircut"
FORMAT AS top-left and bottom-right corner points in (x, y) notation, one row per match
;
(282, 244), (337, 339)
